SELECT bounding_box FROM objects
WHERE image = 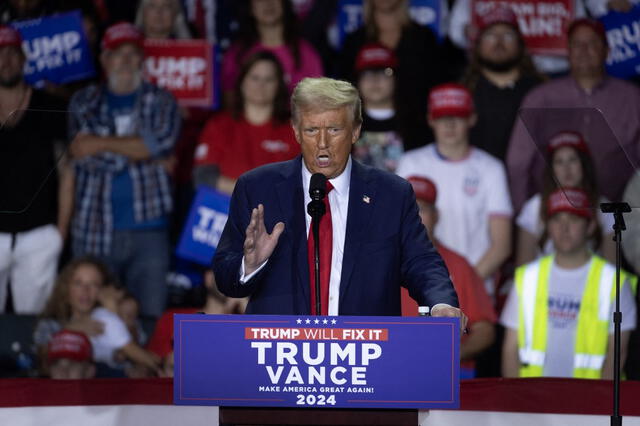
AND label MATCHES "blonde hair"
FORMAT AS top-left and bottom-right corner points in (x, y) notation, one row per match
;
(40, 257), (111, 323)
(135, 0), (192, 39)
(363, 0), (411, 40)
(291, 77), (362, 126)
